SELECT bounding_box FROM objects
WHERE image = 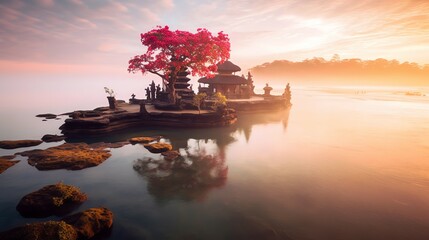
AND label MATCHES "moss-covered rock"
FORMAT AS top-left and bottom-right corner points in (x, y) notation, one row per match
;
(62, 207), (113, 239)
(144, 142), (173, 153)
(161, 150), (181, 161)
(129, 136), (157, 144)
(0, 220), (78, 240)
(18, 143), (111, 170)
(0, 140), (43, 149)
(16, 183), (87, 218)
(0, 156), (19, 174)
